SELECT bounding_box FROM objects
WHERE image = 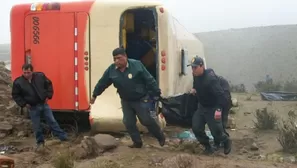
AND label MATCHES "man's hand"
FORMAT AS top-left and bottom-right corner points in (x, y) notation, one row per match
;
(90, 96), (96, 104)
(154, 96), (163, 101)
(190, 88), (197, 95)
(151, 91), (161, 101)
(214, 109), (222, 120)
(26, 104), (31, 109)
